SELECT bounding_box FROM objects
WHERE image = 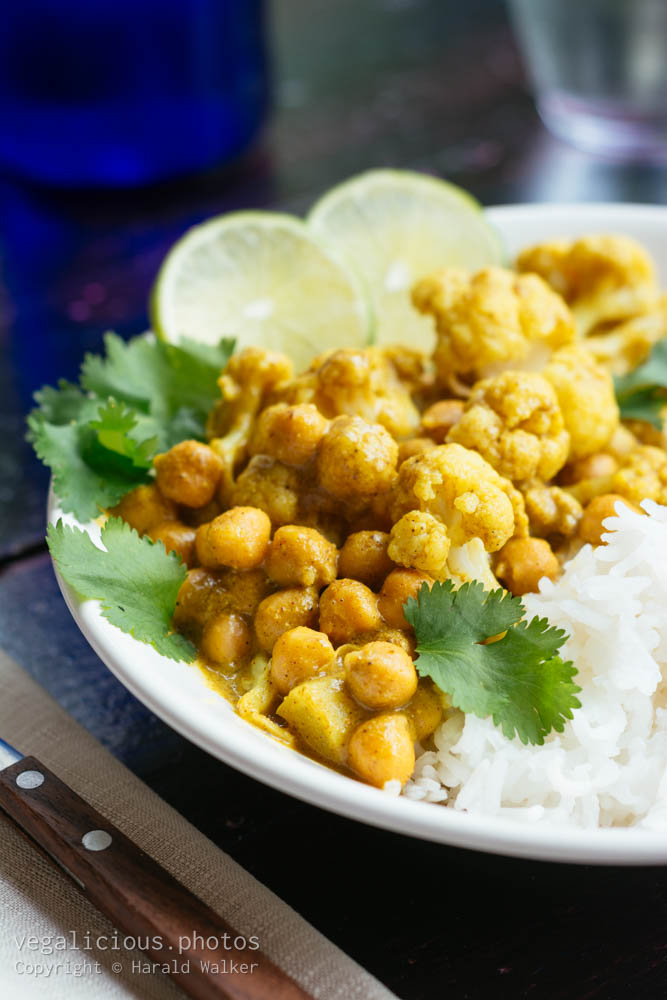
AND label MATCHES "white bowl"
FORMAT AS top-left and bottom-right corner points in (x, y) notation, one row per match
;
(50, 203), (667, 865)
